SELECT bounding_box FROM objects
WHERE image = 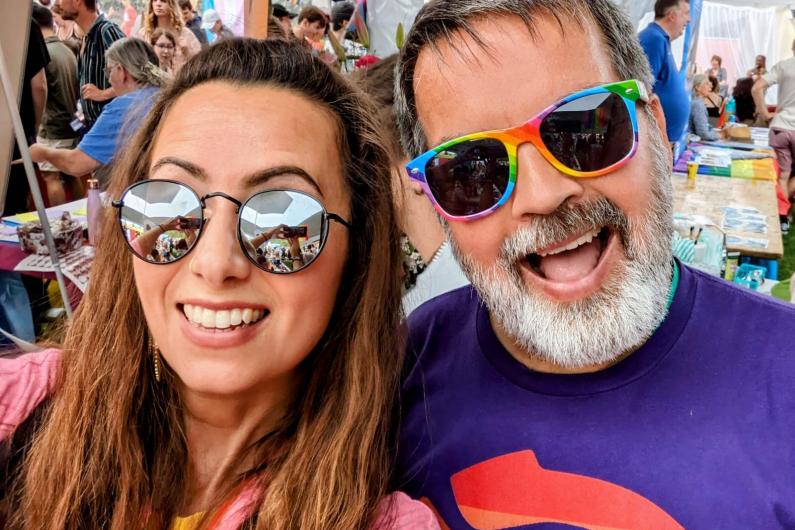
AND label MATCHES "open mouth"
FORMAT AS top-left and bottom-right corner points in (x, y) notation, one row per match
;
(524, 227), (612, 282)
(178, 303), (269, 332)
